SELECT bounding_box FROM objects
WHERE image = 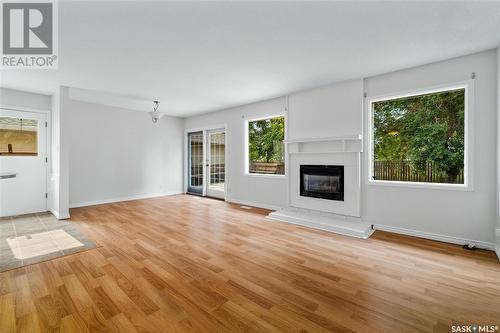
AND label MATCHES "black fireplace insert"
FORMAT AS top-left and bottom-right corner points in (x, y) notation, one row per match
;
(300, 165), (344, 201)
